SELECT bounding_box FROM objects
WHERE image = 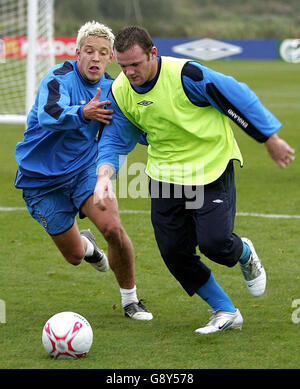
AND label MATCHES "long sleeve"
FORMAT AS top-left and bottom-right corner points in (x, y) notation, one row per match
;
(182, 61), (282, 142)
(15, 61), (112, 187)
(36, 76), (87, 131)
(96, 95), (143, 173)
